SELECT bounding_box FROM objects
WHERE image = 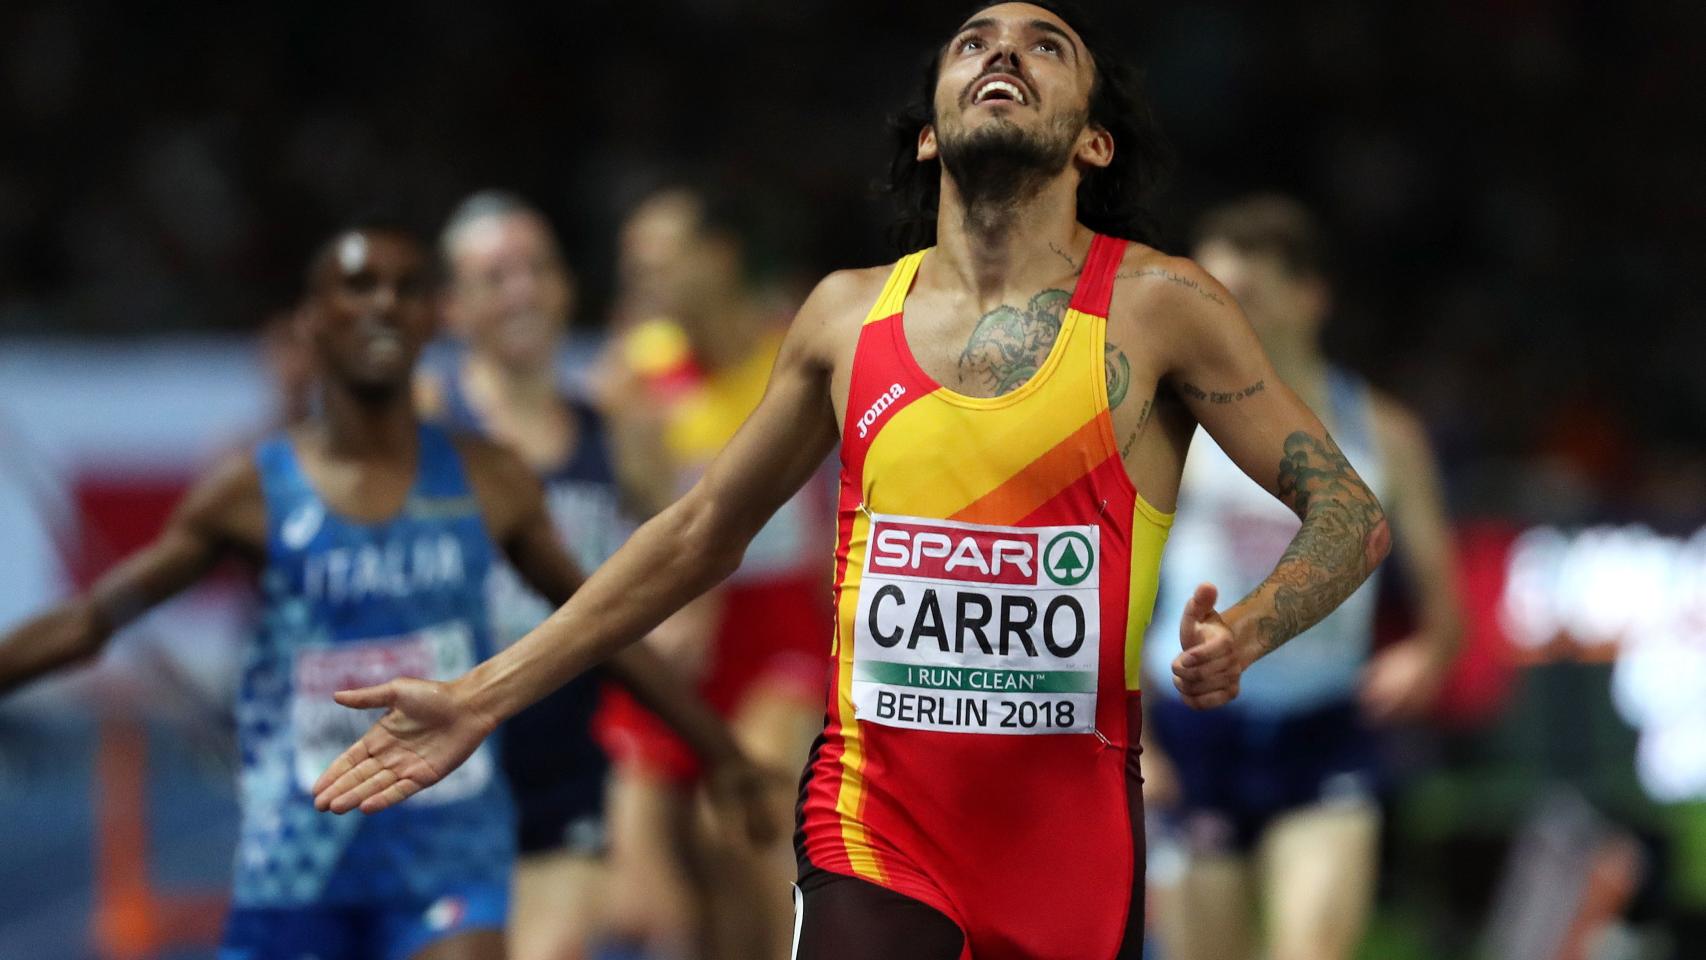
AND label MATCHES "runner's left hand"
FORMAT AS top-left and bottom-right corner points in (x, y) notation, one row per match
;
(311, 676), (497, 814)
